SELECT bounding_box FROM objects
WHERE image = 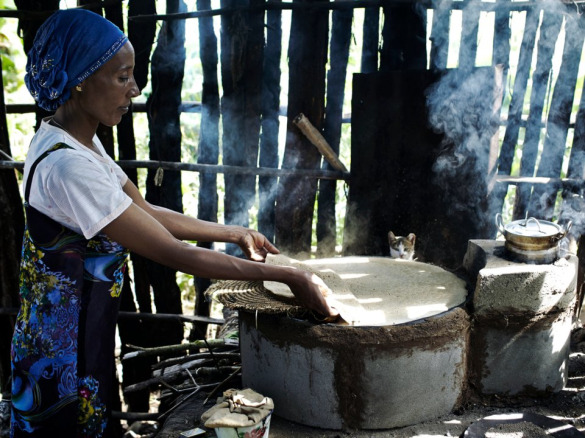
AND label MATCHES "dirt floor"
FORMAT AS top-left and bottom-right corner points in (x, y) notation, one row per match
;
(153, 325), (585, 438)
(4, 328), (585, 438)
(267, 369), (585, 437)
